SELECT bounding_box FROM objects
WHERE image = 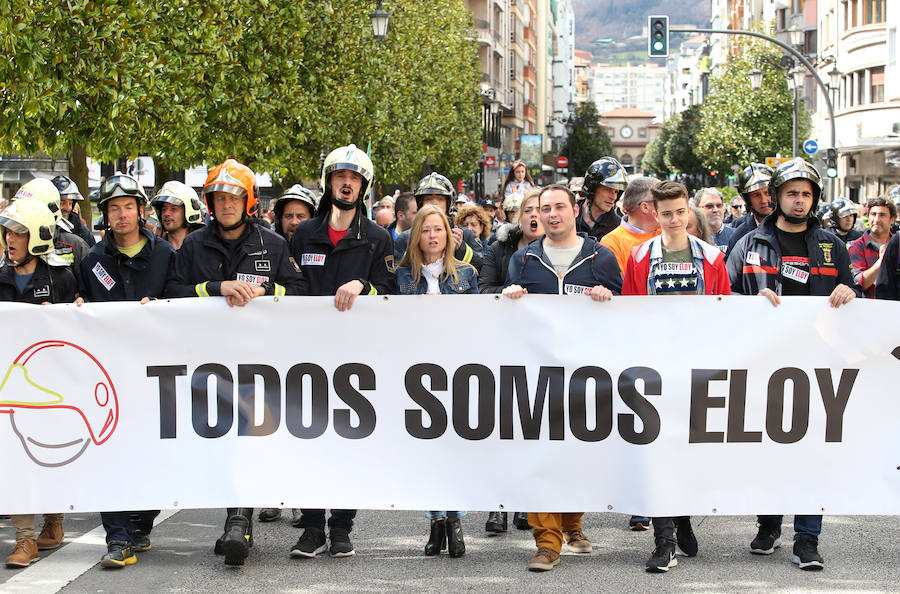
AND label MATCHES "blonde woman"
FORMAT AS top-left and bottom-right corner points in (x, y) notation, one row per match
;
(396, 205), (478, 297)
(394, 205), (476, 557)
